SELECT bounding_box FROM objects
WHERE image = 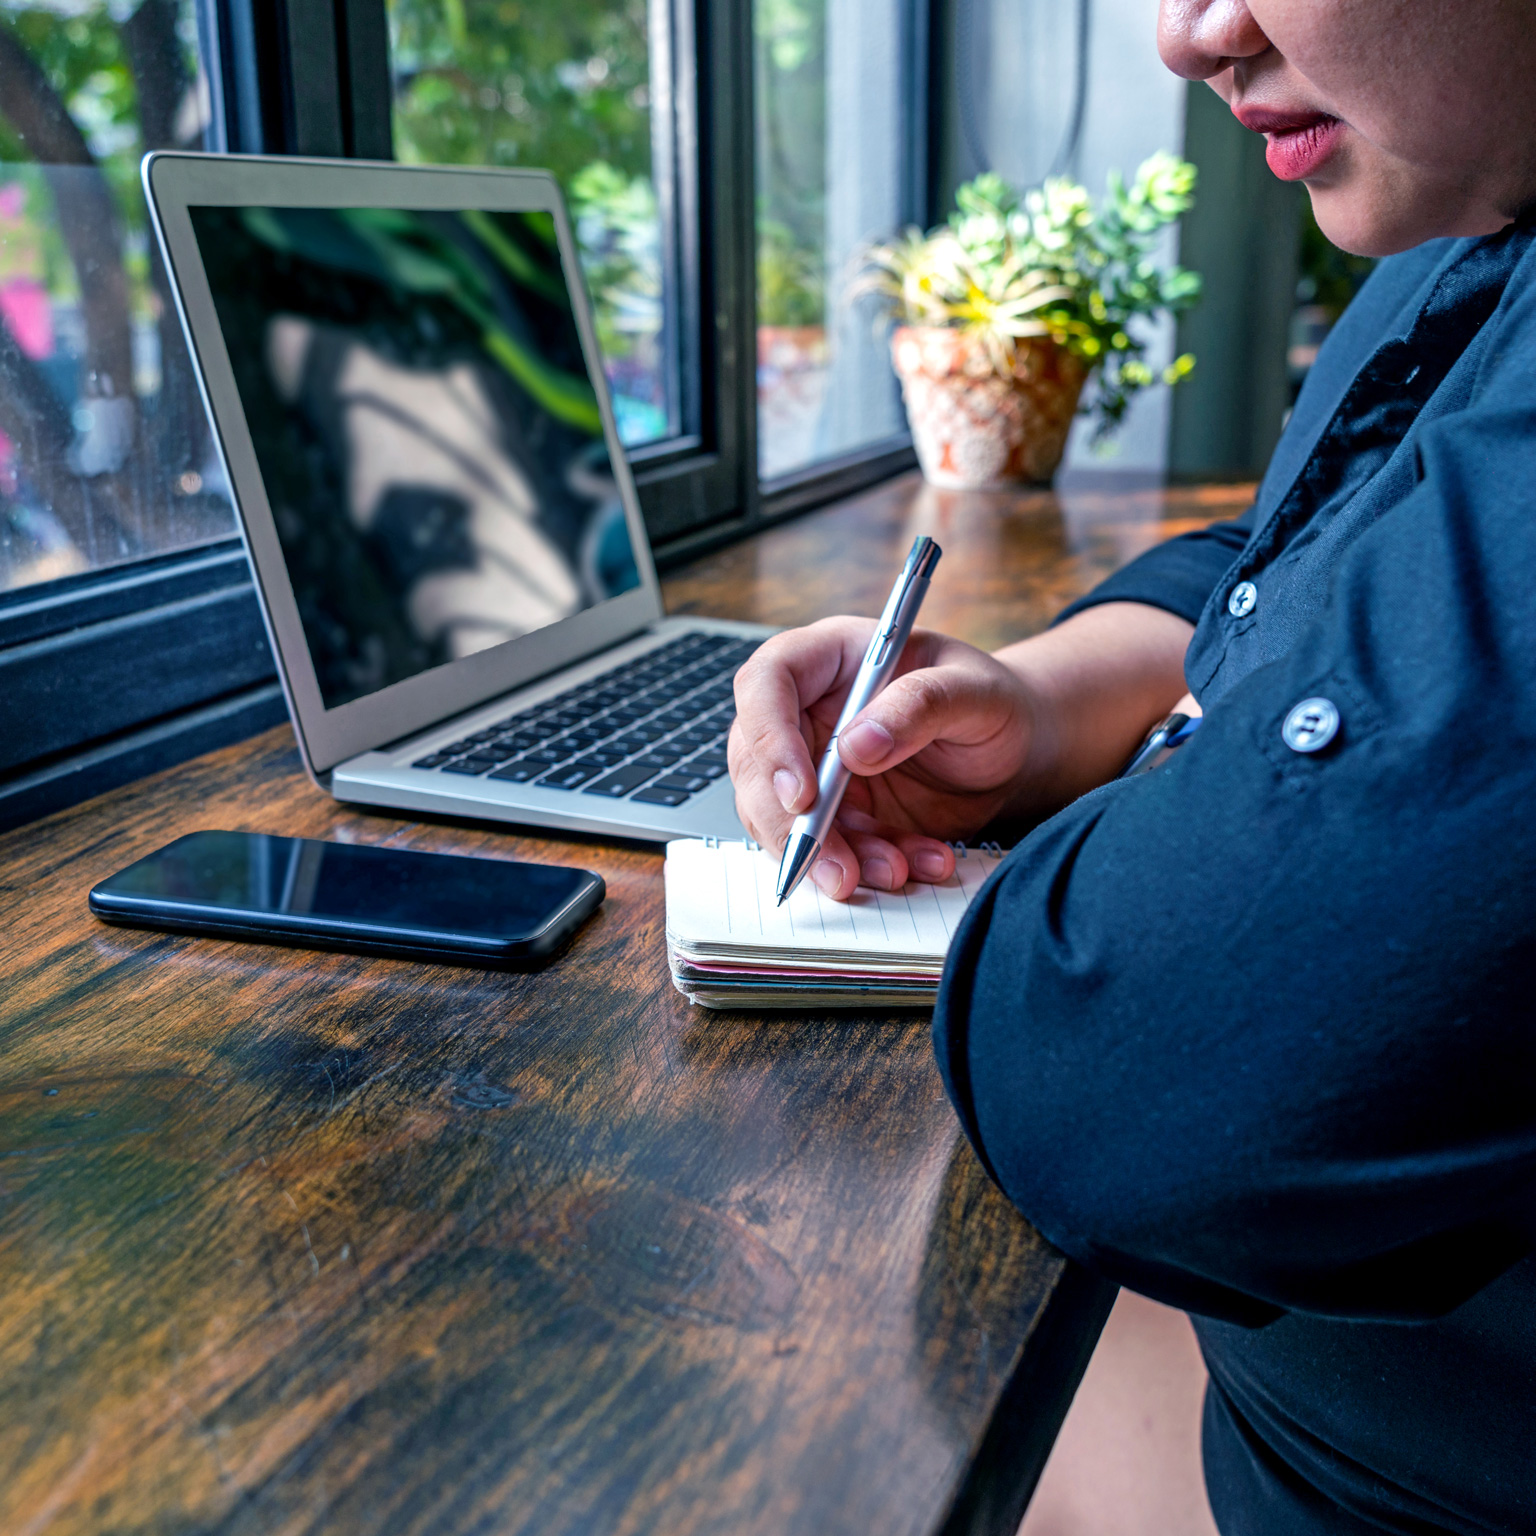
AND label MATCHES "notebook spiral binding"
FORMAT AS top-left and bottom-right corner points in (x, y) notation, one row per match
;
(949, 840), (1005, 858)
